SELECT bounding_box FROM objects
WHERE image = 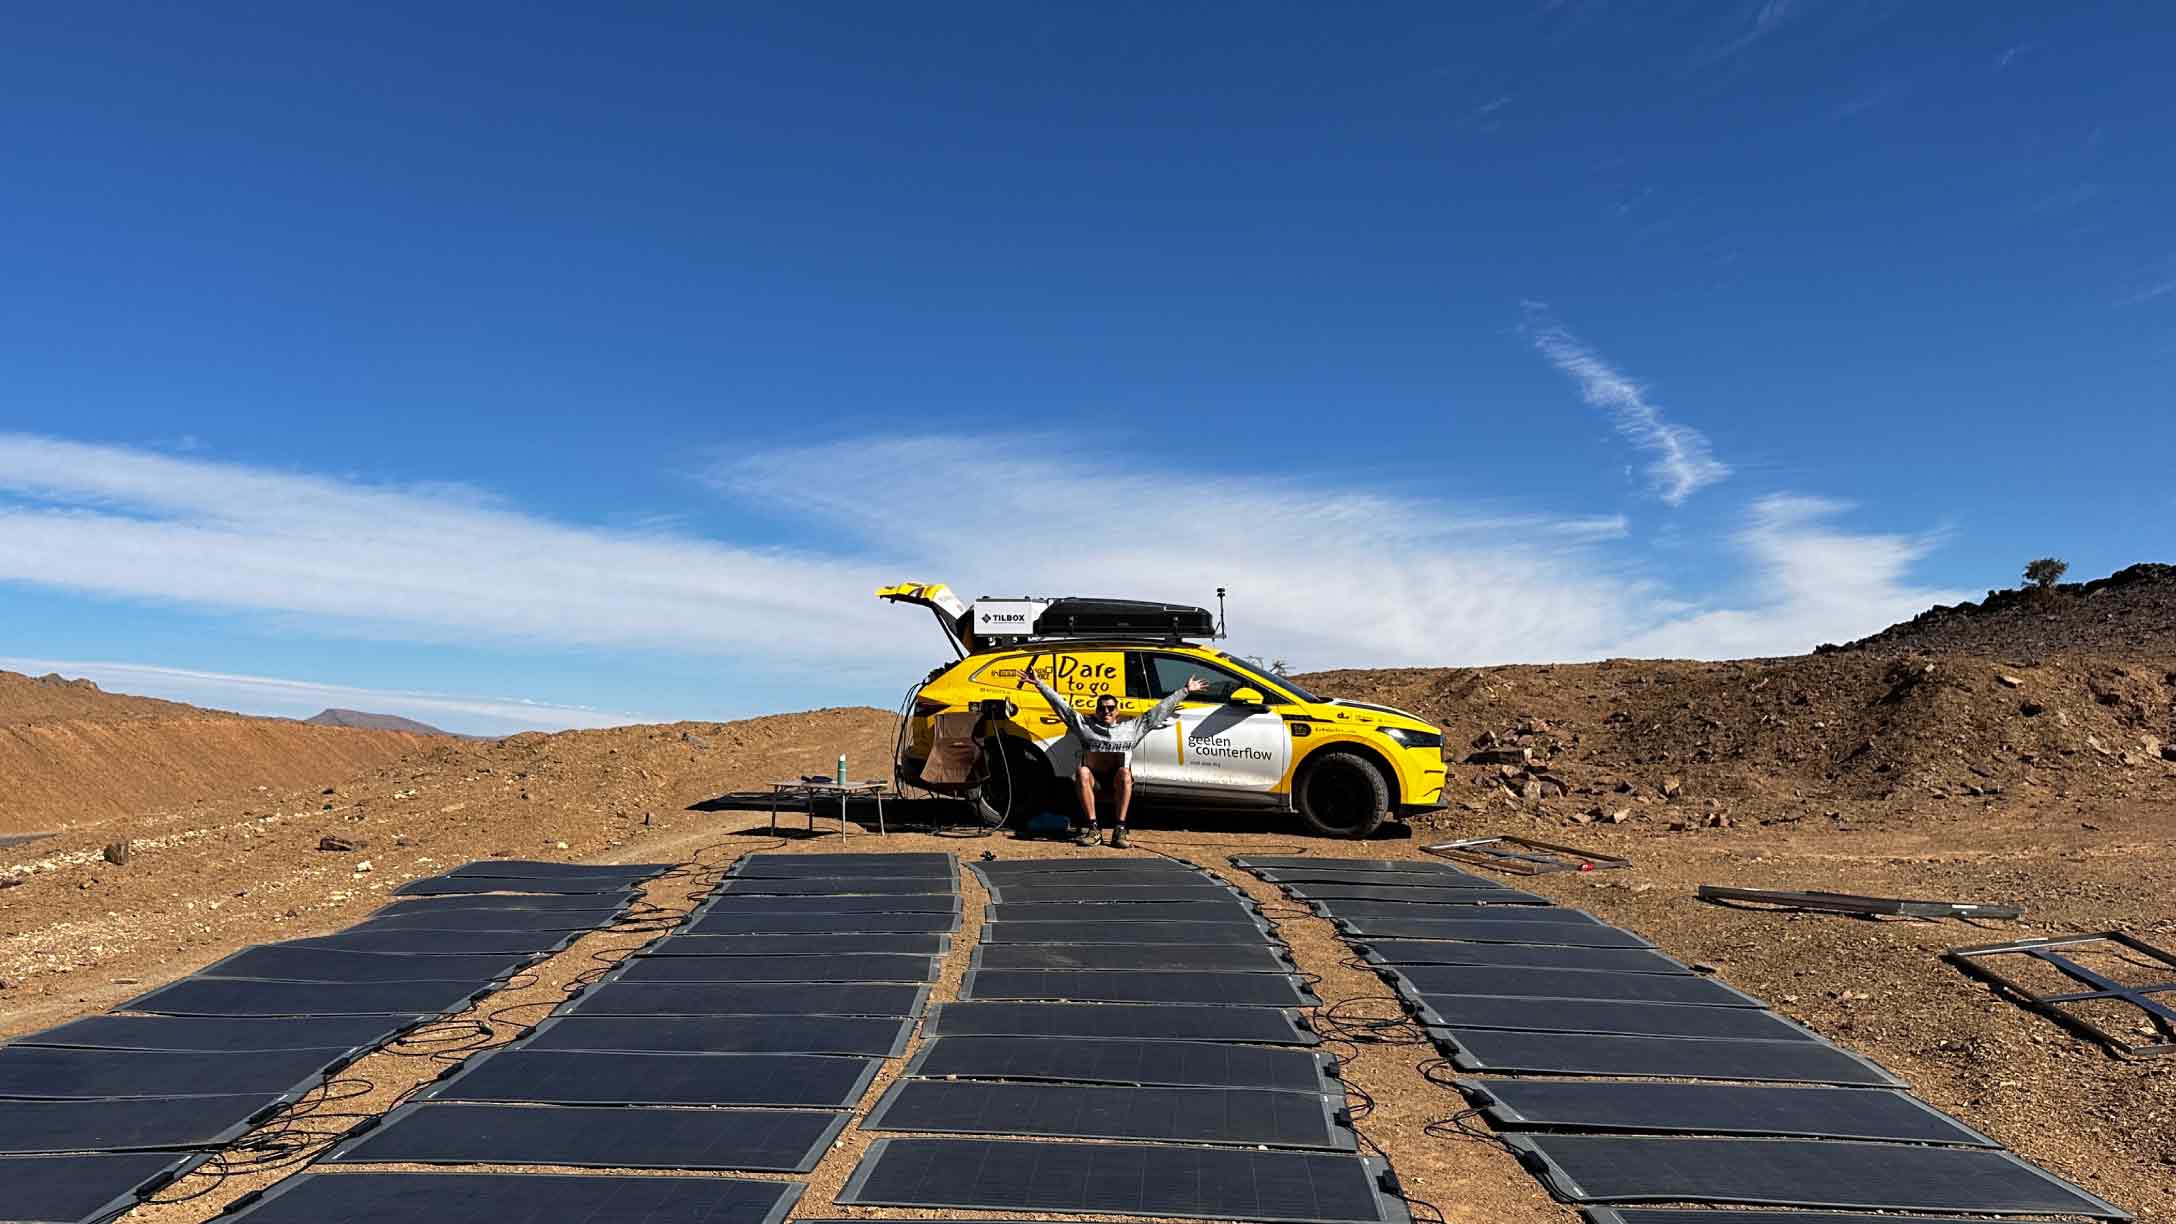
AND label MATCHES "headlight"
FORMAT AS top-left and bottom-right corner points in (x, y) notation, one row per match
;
(1379, 727), (1442, 749)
